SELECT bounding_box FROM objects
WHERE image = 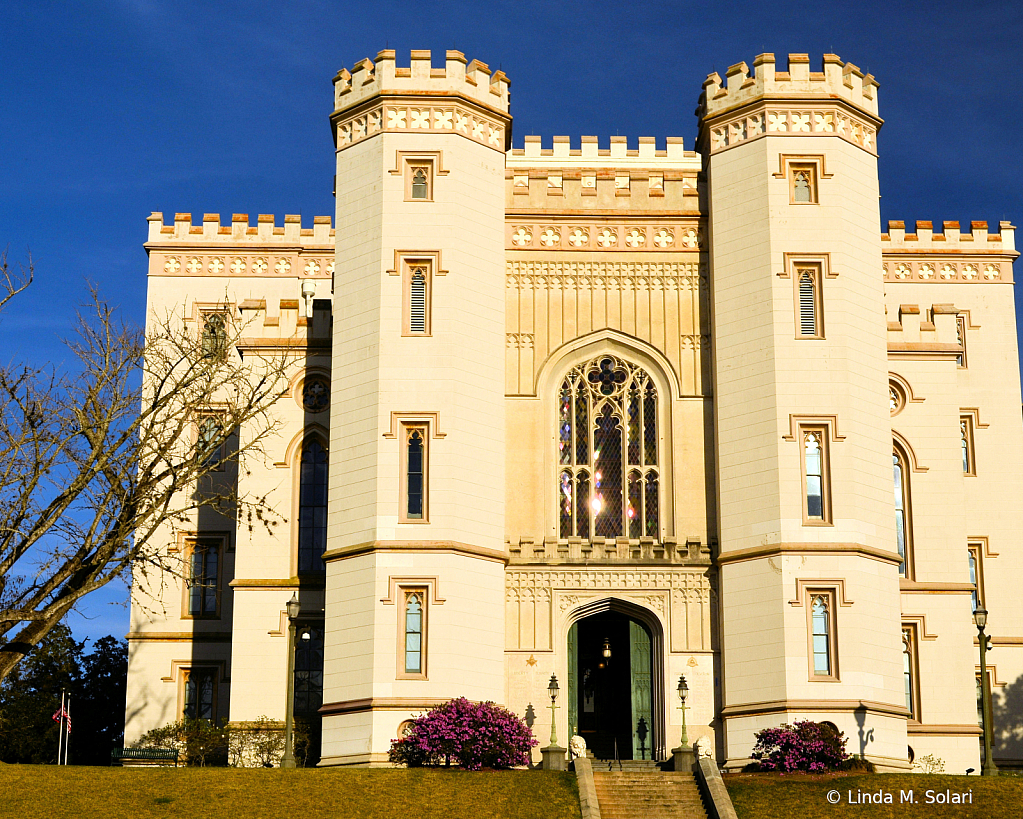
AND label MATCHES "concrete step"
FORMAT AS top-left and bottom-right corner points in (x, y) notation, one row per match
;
(592, 771), (707, 819)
